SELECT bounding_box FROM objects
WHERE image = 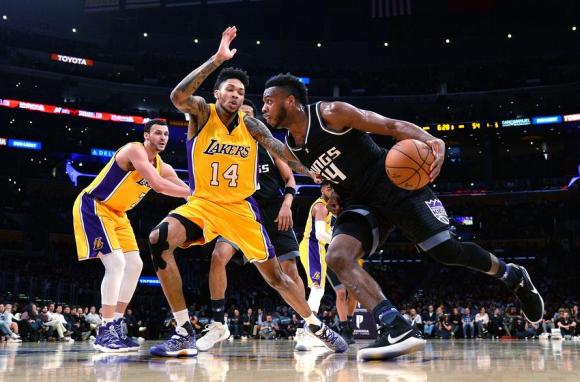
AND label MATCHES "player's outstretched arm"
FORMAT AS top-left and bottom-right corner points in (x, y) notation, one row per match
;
(161, 162), (191, 190)
(124, 144), (190, 198)
(321, 101), (446, 181)
(244, 115), (312, 178)
(170, 26), (238, 135)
